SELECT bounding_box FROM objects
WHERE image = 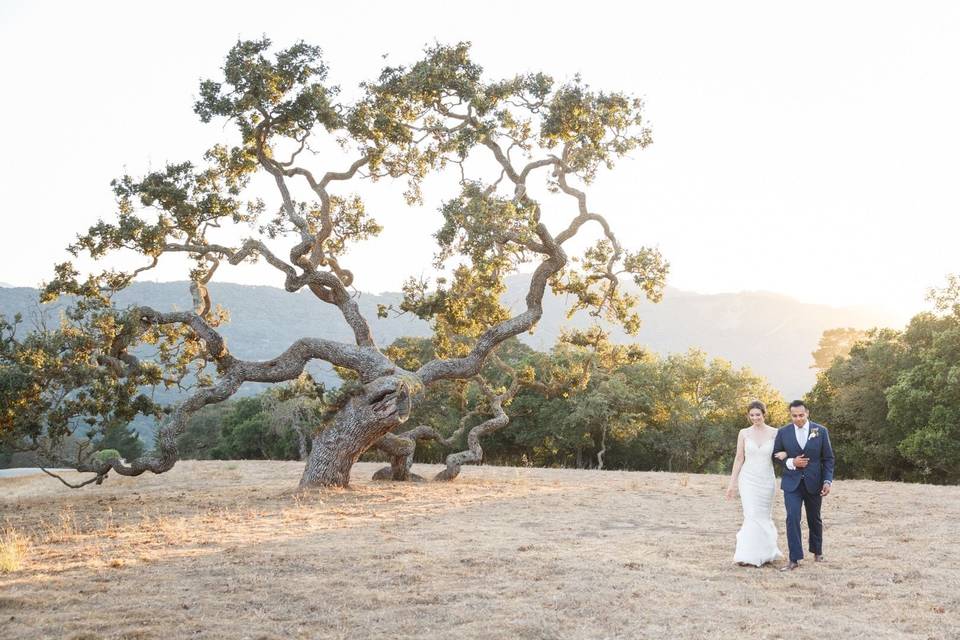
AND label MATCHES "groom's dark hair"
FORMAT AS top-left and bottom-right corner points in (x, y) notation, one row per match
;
(789, 400), (808, 410)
